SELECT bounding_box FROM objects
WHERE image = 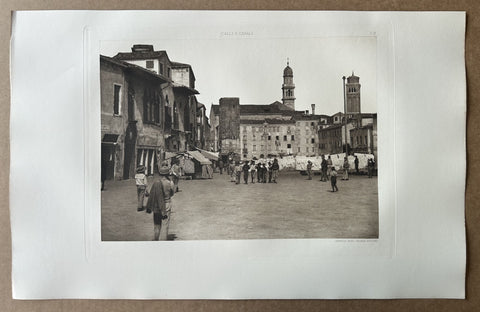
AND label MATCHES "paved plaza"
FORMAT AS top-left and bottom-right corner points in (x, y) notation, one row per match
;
(101, 170), (378, 241)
